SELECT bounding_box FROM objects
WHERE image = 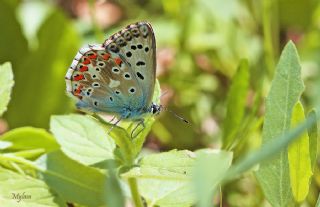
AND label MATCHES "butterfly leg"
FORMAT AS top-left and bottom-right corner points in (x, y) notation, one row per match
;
(109, 116), (116, 123)
(107, 117), (122, 134)
(131, 119), (145, 138)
